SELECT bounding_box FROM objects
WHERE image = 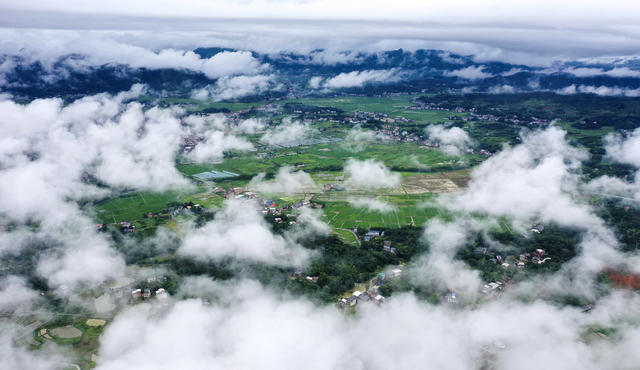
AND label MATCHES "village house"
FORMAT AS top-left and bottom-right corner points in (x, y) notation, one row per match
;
(383, 241), (397, 254)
